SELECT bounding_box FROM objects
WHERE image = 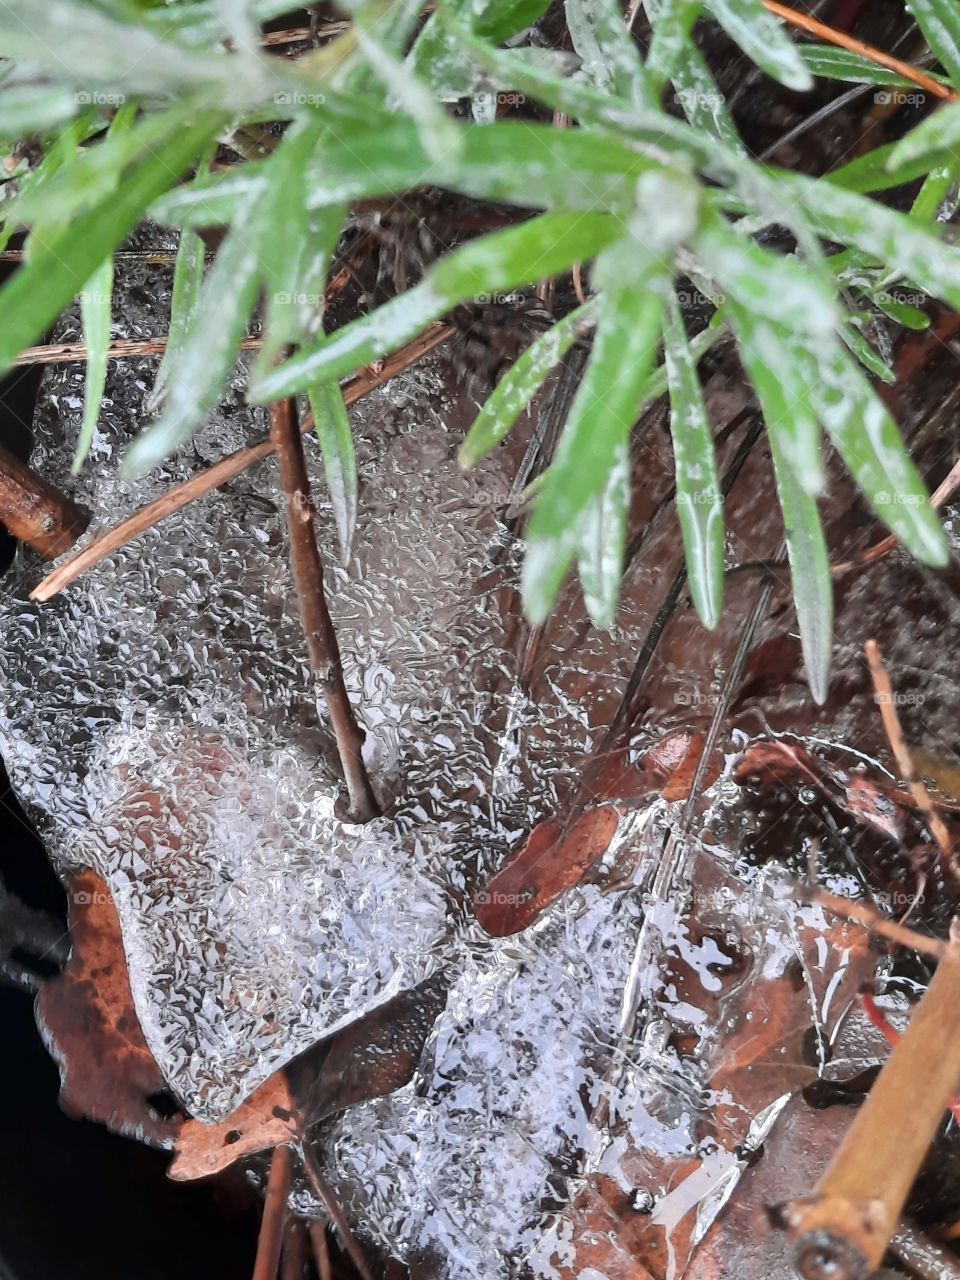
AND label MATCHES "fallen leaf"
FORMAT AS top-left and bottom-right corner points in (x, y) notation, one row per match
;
(36, 868), (182, 1148)
(475, 804), (620, 936)
(169, 1072), (300, 1181)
